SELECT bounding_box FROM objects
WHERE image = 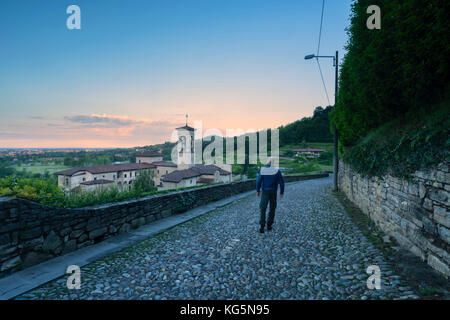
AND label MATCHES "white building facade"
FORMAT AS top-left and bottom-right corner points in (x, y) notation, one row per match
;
(56, 122), (233, 192)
